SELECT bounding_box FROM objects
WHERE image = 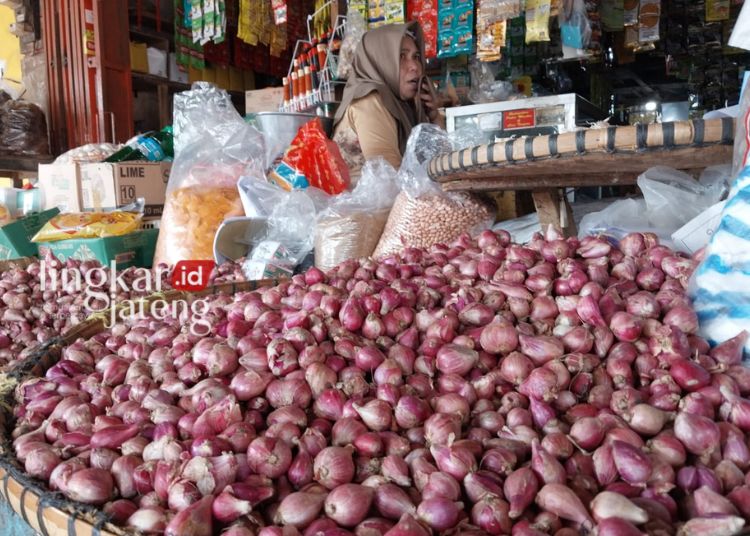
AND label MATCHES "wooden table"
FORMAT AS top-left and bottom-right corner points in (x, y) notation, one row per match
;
(428, 119), (735, 236)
